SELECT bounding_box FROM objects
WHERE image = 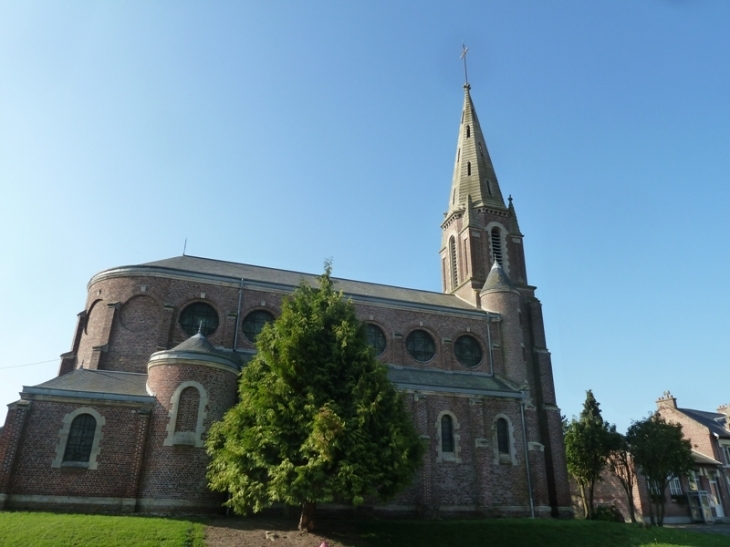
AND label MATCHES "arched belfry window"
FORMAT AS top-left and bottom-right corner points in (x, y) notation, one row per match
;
(467, 161), (472, 176)
(466, 125), (471, 138)
(449, 237), (458, 289)
(491, 227), (503, 266)
(441, 415), (454, 453)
